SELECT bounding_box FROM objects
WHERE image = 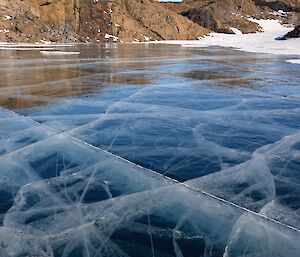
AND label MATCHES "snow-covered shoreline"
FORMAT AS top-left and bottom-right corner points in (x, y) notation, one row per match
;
(154, 19), (299, 58)
(0, 20), (298, 61)
(286, 59), (300, 64)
